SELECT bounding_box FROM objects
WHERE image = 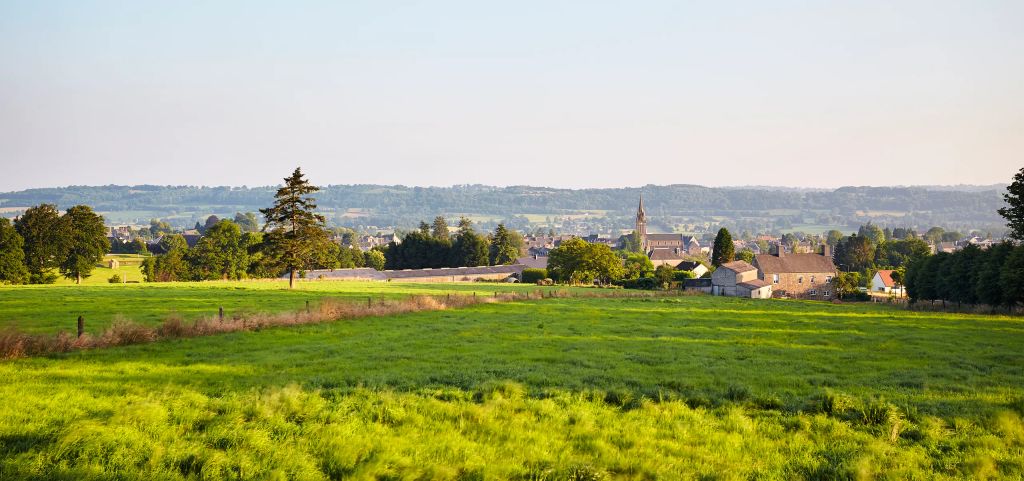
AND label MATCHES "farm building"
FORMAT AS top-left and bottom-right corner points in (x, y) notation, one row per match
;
(675, 260), (709, 278)
(292, 265), (525, 283)
(711, 260), (770, 298)
(753, 246), (836, 300)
